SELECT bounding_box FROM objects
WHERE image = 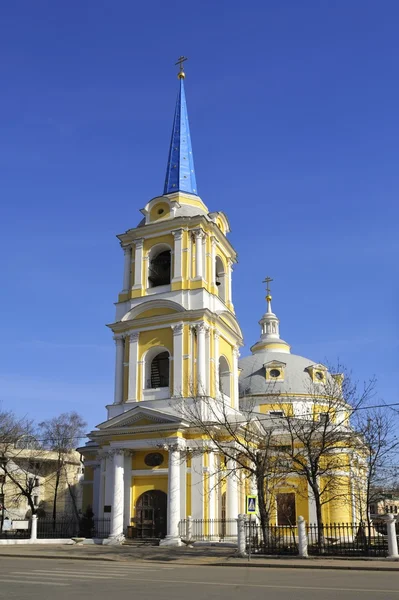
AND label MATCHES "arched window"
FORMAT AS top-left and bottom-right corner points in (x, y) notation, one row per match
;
(215, 256), (226, 302)
(145, 349), (170, 389)
(218, 356), (231, 398)
(148, 248), (171, 288)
